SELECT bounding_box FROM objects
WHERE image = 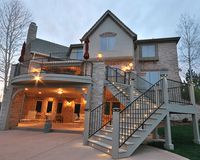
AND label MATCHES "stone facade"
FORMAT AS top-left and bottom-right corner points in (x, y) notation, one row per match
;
(90, 62), (105, 109)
